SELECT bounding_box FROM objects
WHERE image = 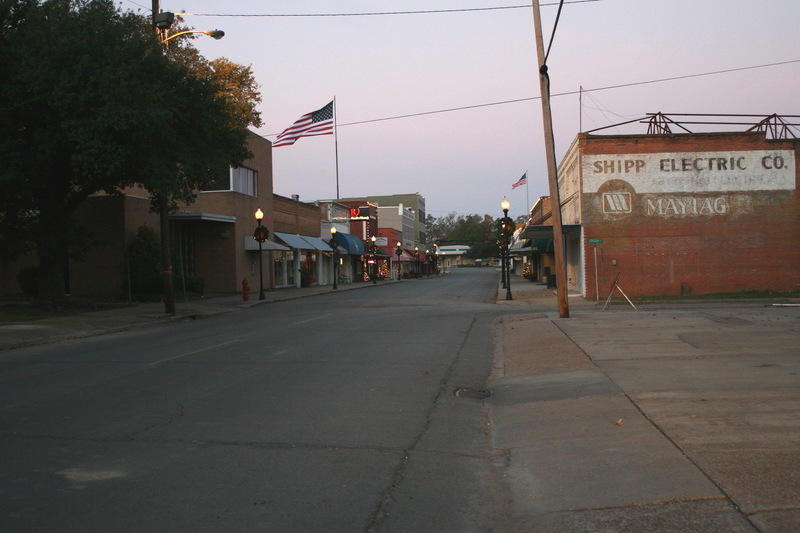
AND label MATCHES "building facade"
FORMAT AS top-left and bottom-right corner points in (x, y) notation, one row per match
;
(555, 124), (799, 298)
(3, 132), (286, 299)
(338, 193), (427, 248)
